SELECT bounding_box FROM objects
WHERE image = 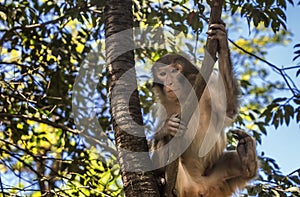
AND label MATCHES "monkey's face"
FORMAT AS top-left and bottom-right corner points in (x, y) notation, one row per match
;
(154, 64), (187, 101)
